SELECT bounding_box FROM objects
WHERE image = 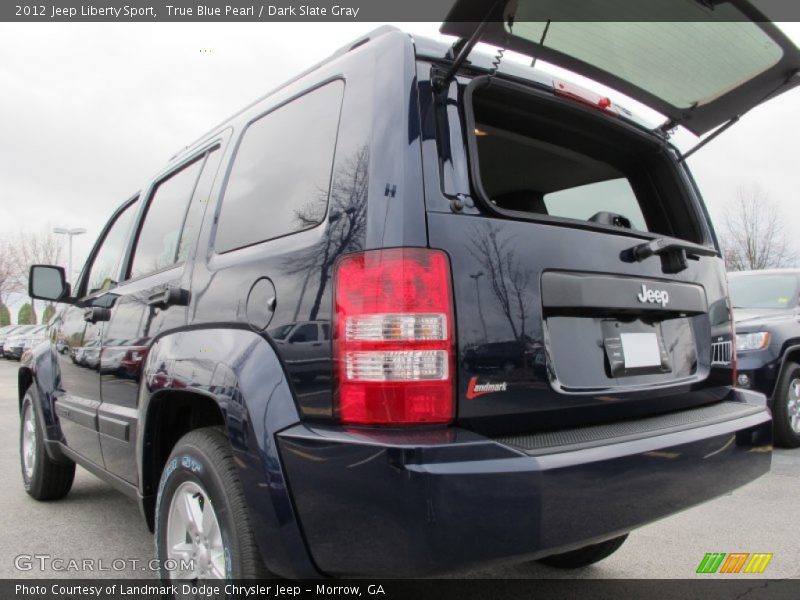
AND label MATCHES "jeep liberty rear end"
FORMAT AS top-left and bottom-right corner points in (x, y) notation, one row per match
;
(279, 4), (797, 575)
(20, 0), (799, 580)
